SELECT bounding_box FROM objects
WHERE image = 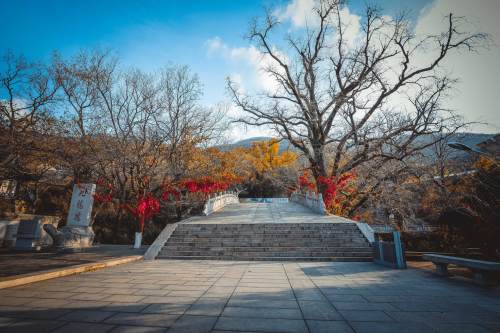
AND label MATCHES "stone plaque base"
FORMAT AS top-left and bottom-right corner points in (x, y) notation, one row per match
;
(43, 225), (95, 251)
